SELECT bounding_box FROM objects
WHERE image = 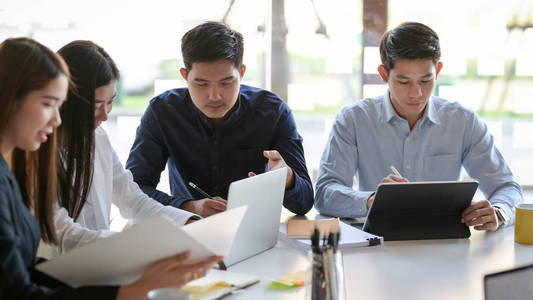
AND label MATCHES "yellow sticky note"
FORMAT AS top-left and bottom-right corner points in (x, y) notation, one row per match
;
(182, 281), (229, 294)
(269, 270), (305, 288)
